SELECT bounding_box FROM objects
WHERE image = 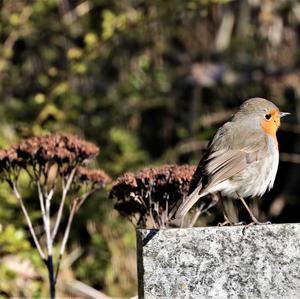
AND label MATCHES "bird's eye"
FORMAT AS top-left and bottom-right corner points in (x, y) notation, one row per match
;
(265, 114), (272, 120)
